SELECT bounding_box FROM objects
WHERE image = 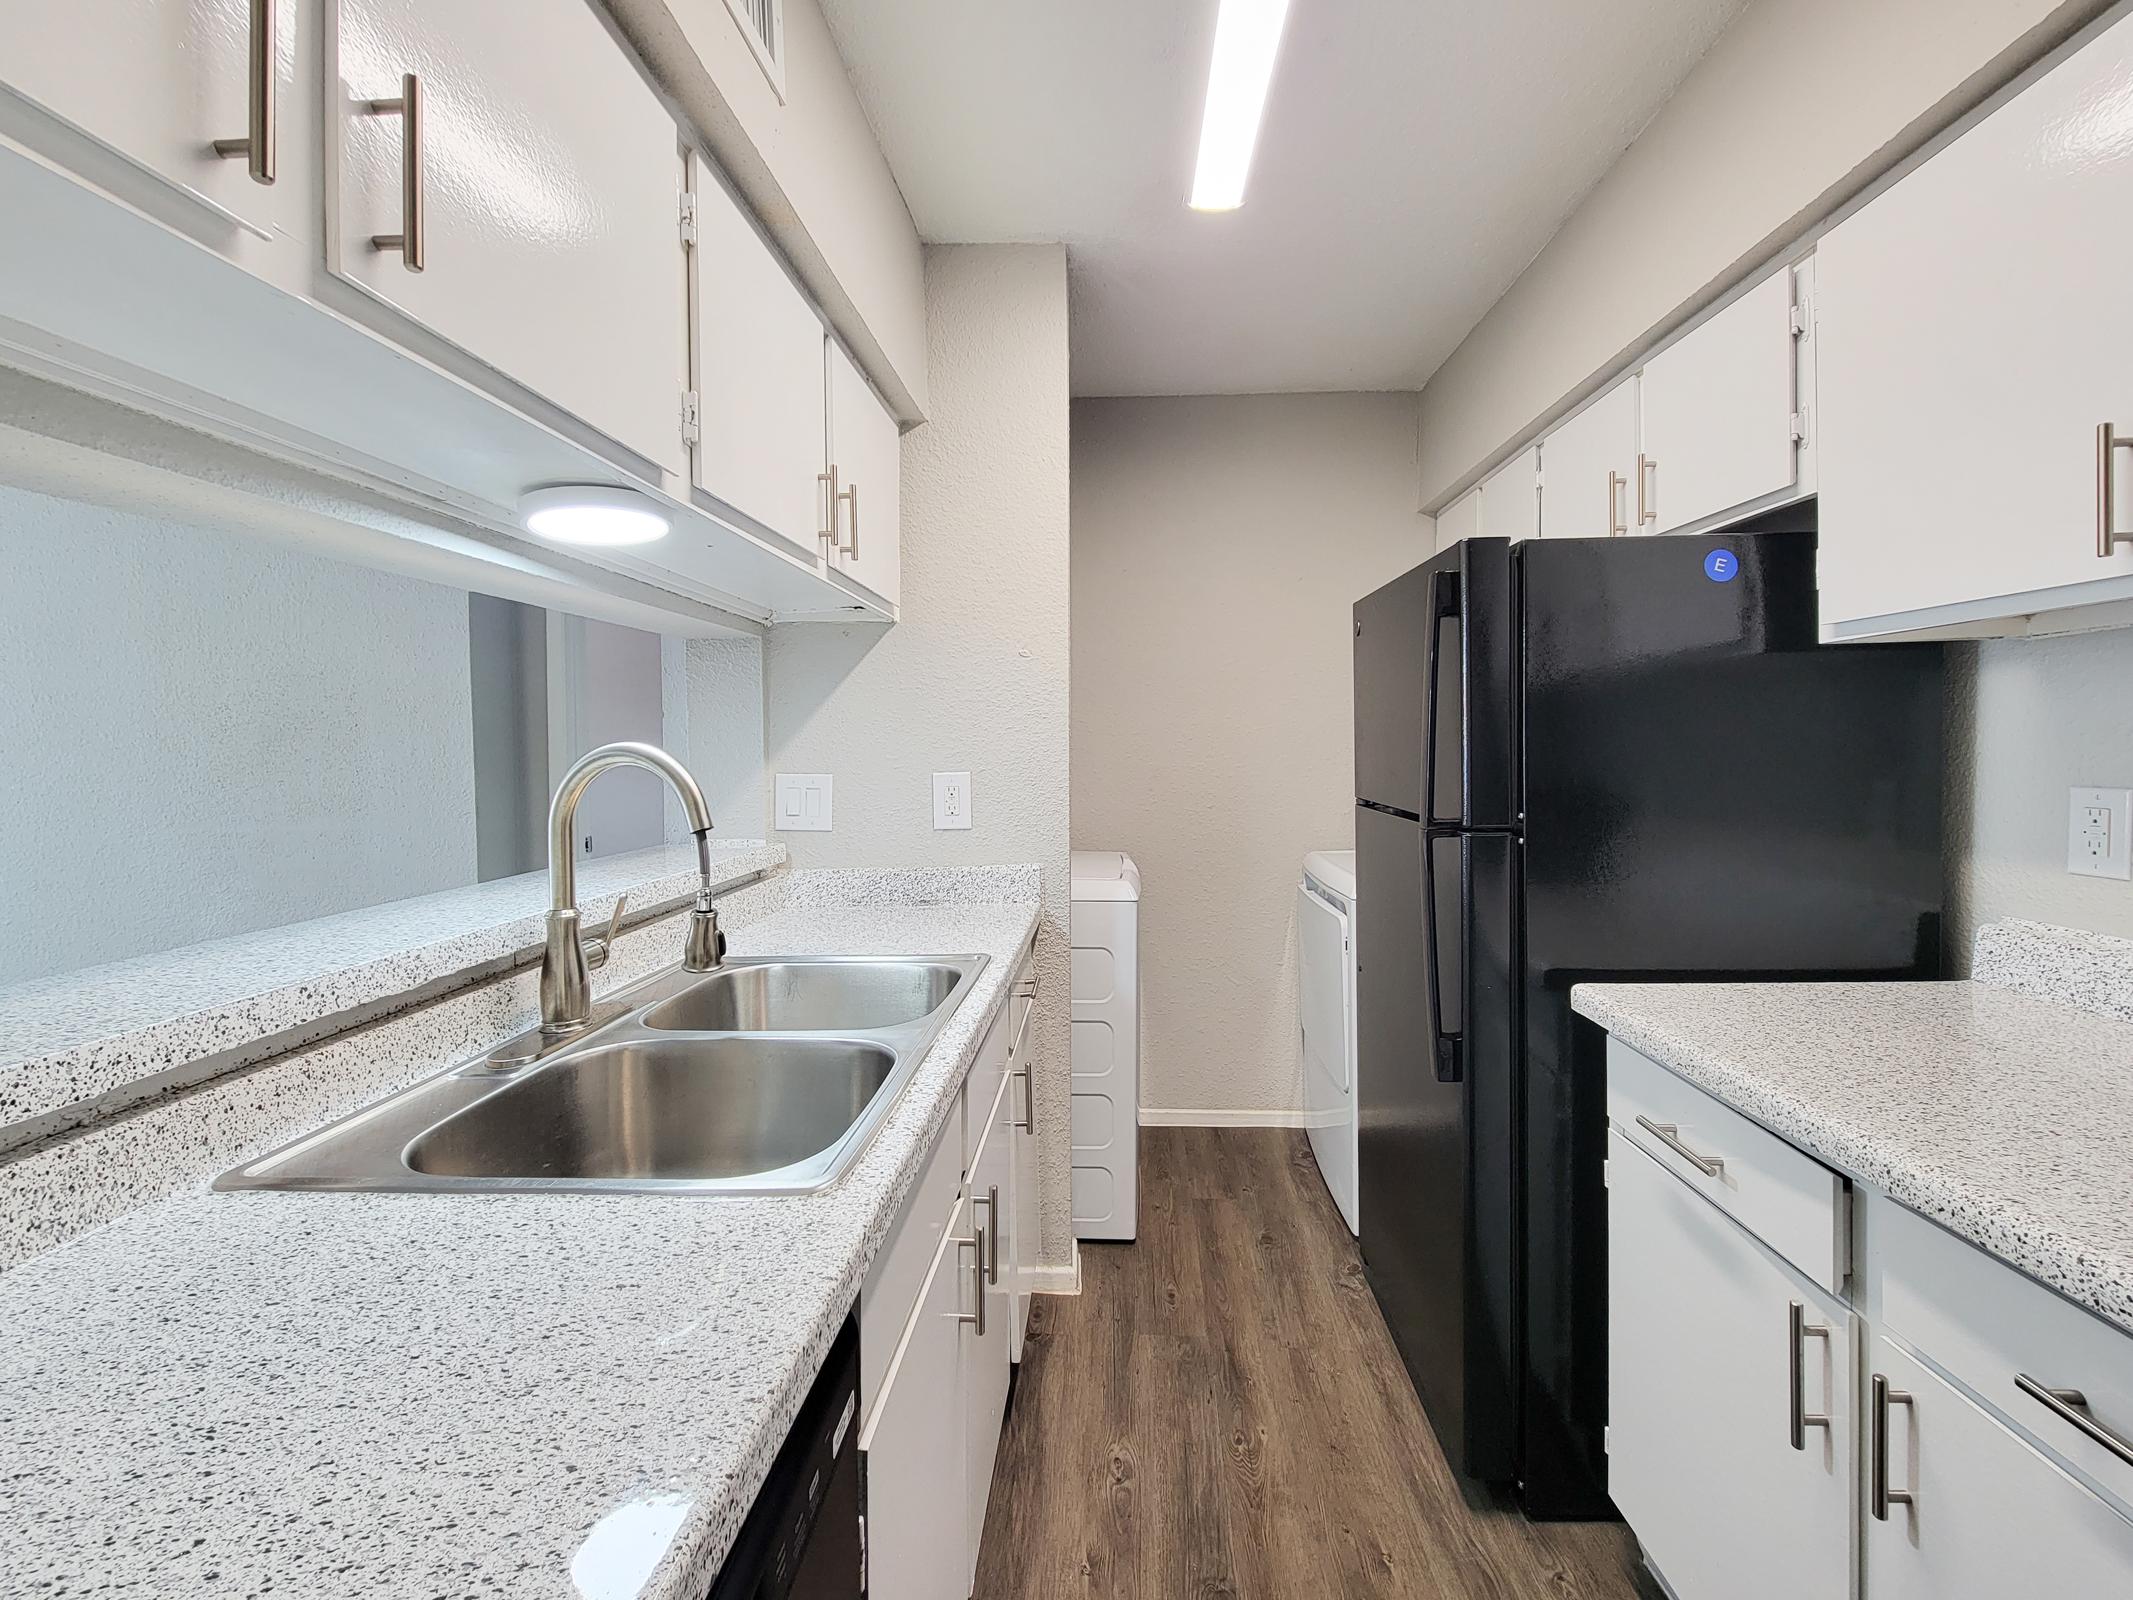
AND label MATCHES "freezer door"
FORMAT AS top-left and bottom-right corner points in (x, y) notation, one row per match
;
(1352, 540), (1515, 826)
